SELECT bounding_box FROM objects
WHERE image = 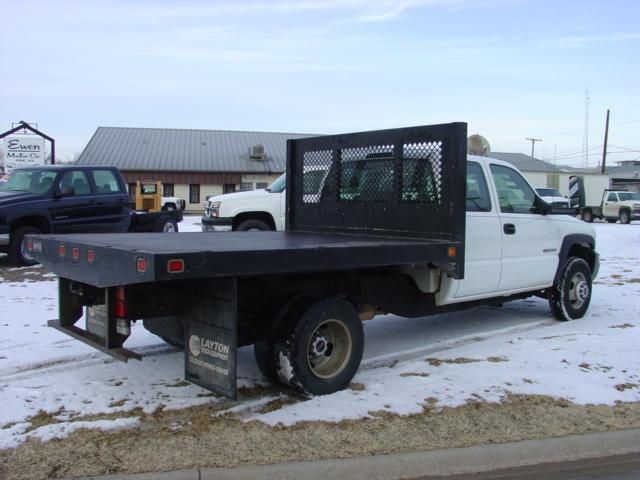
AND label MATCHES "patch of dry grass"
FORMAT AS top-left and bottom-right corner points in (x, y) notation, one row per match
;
(2, 396), (639, 480)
